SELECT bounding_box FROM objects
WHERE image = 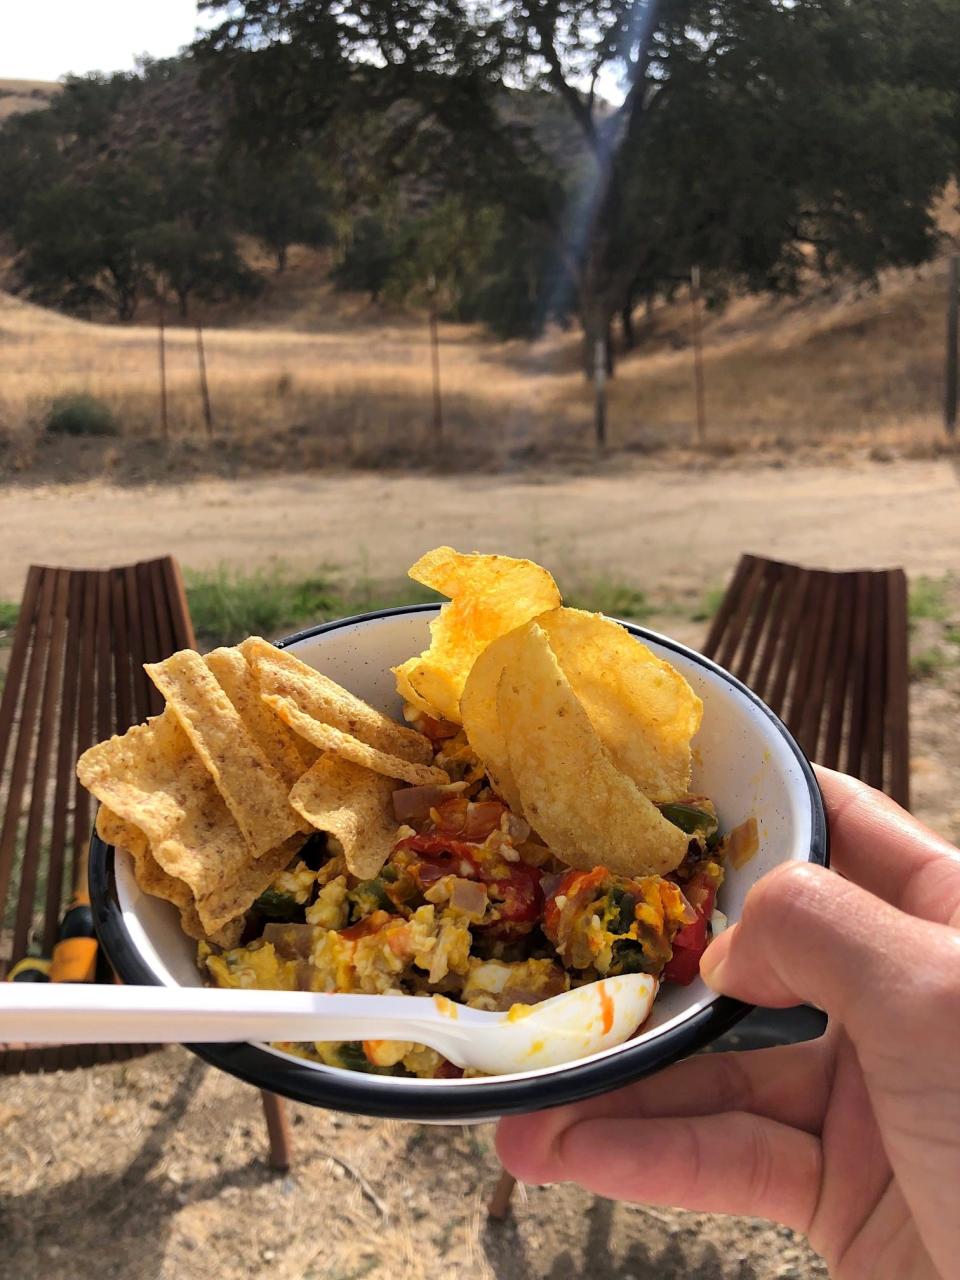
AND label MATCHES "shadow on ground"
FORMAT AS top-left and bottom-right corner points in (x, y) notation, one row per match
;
(0, 1059), (282, 1280)
(483, 1193), (759, 1280)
